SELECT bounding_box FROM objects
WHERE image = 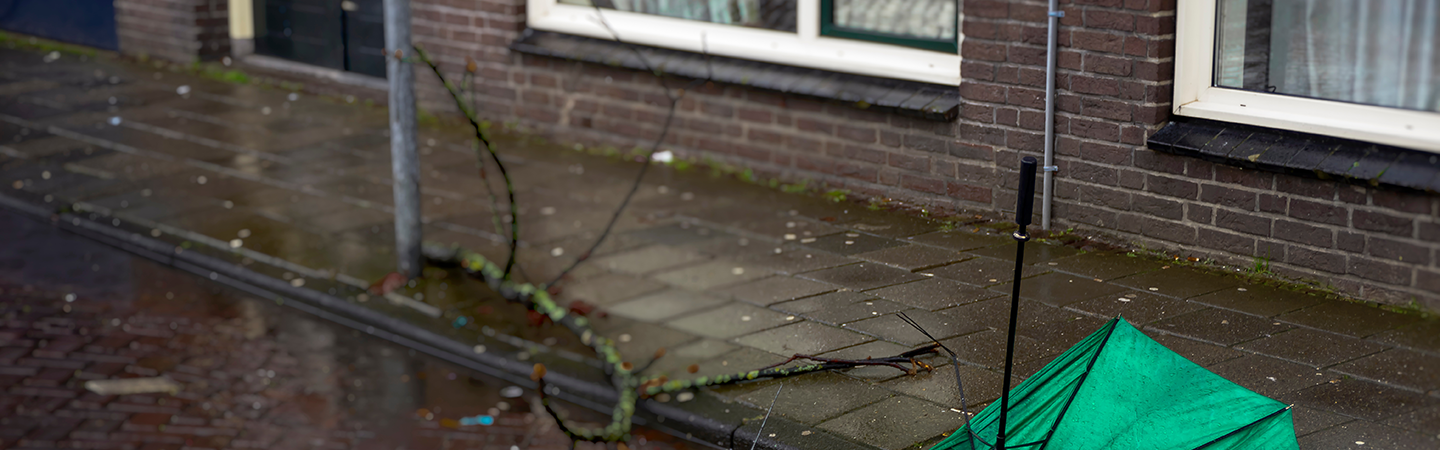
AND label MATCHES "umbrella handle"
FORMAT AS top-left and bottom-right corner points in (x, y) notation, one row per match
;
(1015, 157), (1038, 234)
(998, 156), (1038, 449)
